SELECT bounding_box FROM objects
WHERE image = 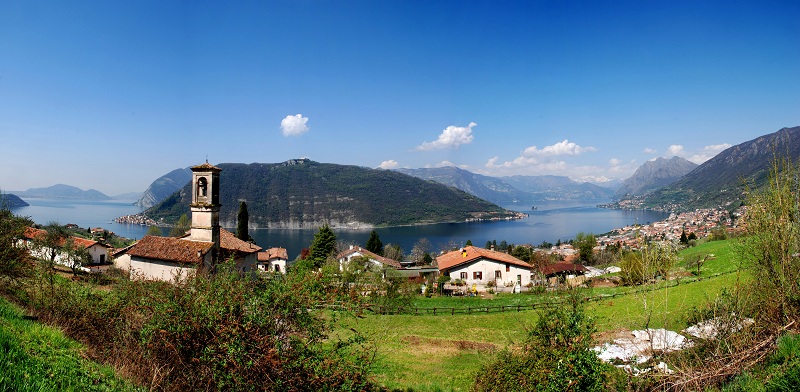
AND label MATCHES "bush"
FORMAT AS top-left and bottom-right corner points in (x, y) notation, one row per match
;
(473, 289), (622, 391)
